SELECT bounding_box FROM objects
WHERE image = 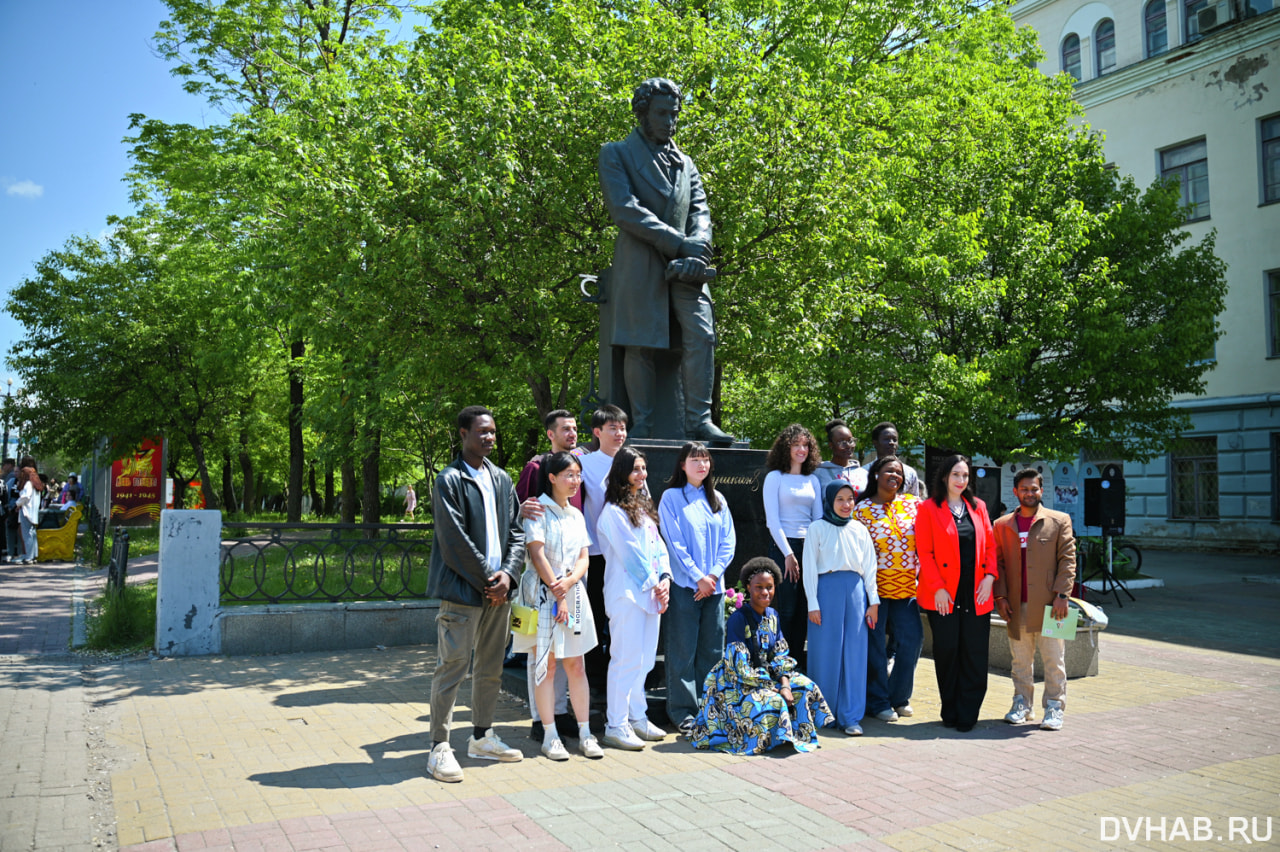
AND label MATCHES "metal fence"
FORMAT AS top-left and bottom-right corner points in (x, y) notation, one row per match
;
(220, 522), (434, 604)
